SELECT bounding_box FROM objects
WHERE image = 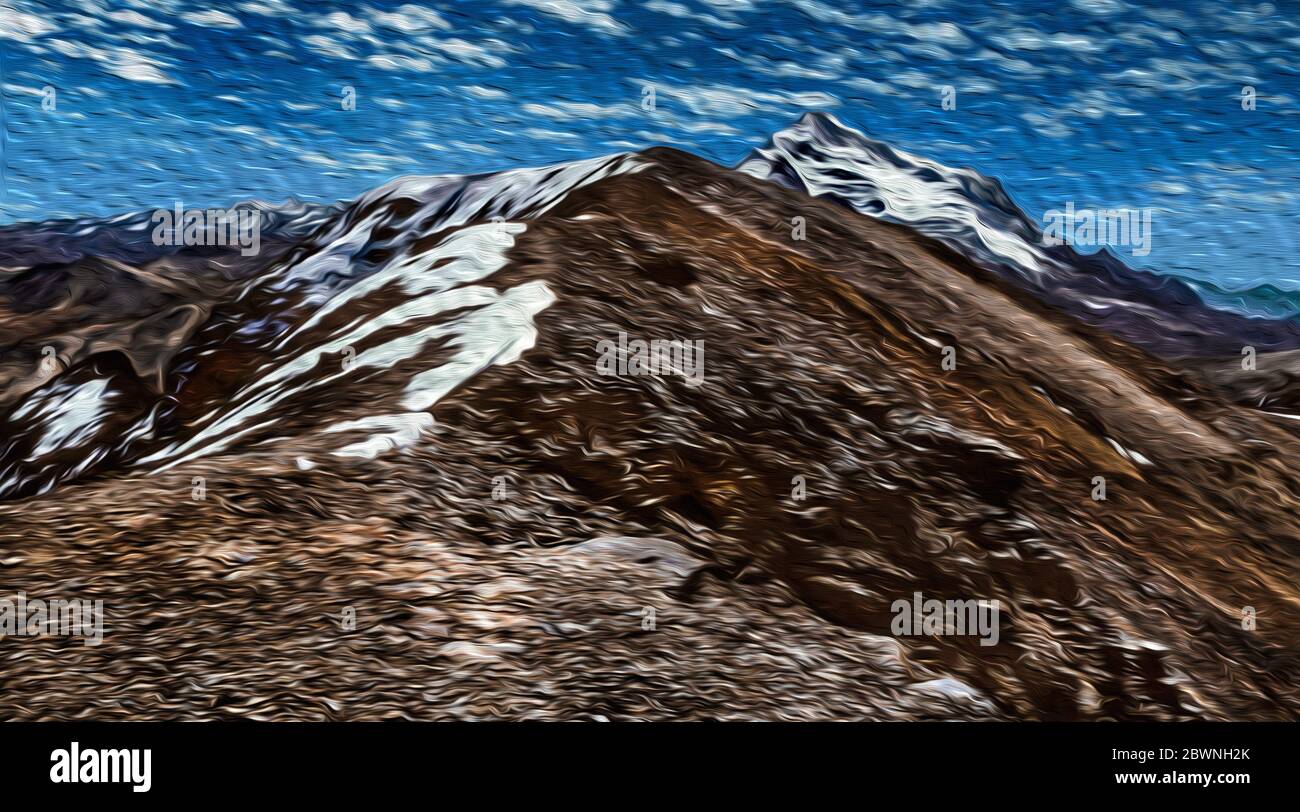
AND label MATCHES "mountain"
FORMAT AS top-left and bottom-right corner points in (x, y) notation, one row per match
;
(0, 198), (339, 270)
(740, 112), (1300, 357)
(0, 153), (644, 497)
(1, 127), (1298, 720)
